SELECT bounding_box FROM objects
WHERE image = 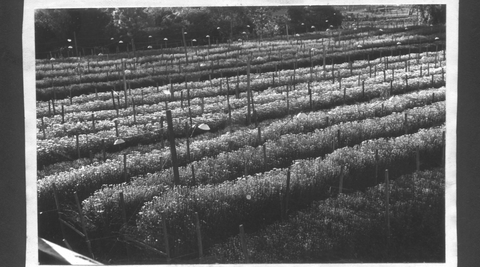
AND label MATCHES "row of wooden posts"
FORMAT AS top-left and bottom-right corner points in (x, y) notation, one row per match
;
(42, 48), (445, 127)
(46, 29), (445, 97)
(39, 69), (443, 169)
(40, 64), (444, 143)
(71, 102), (441, 186)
